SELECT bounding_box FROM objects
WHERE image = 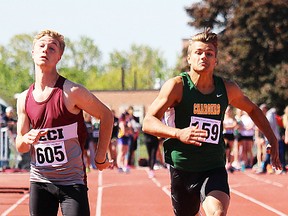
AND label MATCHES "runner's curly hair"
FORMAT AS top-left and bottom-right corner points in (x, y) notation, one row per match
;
(33, 29), (65, 55)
